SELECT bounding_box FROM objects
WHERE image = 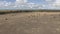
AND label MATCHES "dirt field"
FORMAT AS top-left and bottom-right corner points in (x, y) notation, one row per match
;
(0, 12), (60, 34)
